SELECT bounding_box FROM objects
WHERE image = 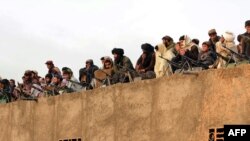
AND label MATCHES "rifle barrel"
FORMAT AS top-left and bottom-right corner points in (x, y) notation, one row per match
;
(222, 45), (250, 61)
(158, 56), (181, 68)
